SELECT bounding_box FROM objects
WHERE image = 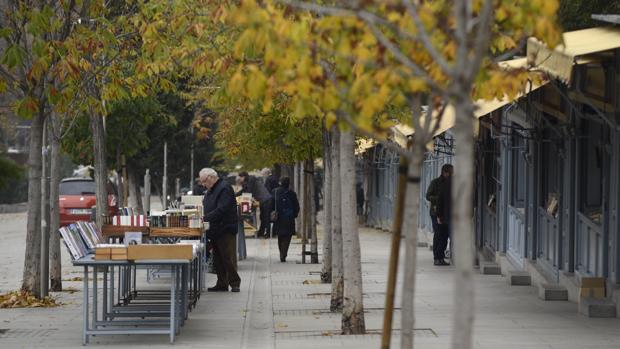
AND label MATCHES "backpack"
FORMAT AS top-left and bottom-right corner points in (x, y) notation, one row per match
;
(275, 189), (296, 219)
